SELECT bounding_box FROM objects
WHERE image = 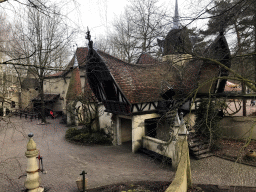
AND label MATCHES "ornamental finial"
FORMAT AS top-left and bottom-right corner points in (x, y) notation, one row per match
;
(86, 27), (93, 49)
